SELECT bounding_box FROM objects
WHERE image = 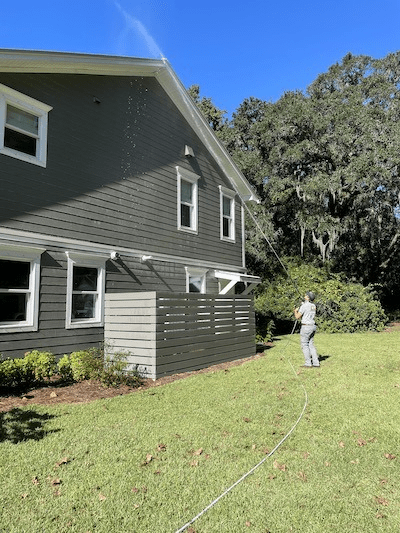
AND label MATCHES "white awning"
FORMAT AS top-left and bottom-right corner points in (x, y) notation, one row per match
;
(213, 270), (261, 295)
